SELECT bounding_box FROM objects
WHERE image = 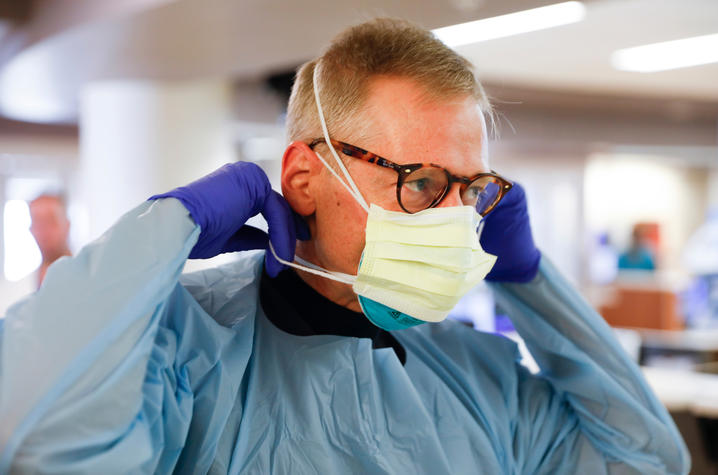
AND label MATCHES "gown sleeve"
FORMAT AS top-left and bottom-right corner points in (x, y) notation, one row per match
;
(488, 256), (690, 474)
(0, 198), (200, 473)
